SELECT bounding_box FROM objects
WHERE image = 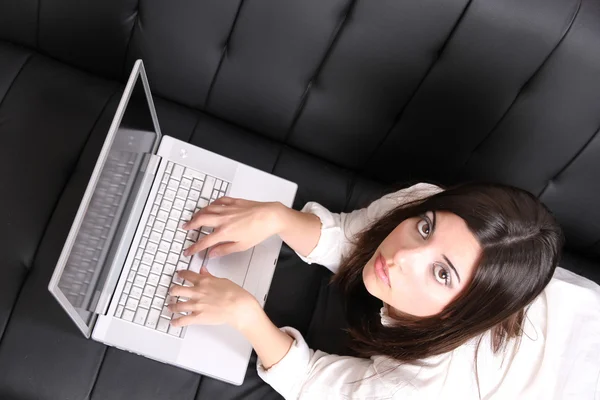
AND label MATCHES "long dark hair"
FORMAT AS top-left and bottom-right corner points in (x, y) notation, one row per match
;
(334, 182), (564, 366)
